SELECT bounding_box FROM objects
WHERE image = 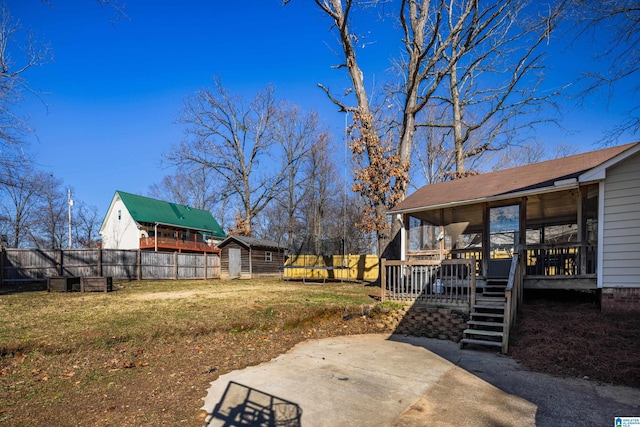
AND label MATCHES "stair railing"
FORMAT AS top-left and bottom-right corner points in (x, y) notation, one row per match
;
(502, 251), (524, 353)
